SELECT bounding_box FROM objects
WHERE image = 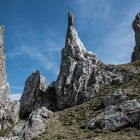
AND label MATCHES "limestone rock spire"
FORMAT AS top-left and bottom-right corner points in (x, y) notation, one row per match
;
(55, 12), (101, 109)
(68, 11), (74, 27)
(131, 13), (140, 62)
(0, 25), (6, 87)
(65, 11), (86, 57)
